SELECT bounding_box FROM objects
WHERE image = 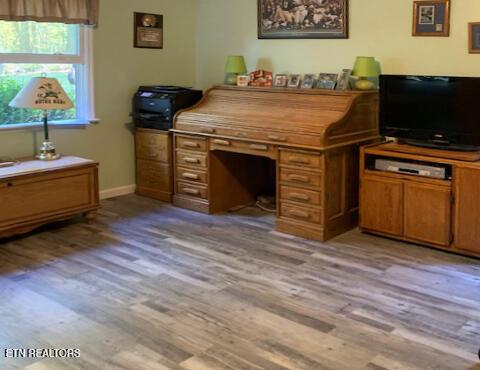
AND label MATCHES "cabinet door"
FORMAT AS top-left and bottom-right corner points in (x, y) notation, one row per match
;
(360, 176), (403, 236)
(454, 167), (480, 253)
(404, 182), (452, 247)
